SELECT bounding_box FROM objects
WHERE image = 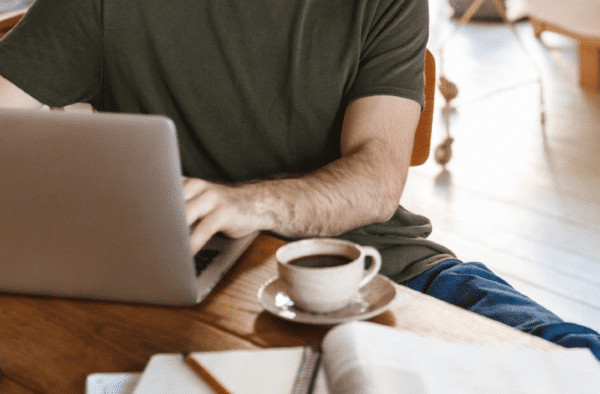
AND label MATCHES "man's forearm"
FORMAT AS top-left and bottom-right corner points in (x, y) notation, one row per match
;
(244, 137), (407, 238)
(184, 95), (419, 253)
